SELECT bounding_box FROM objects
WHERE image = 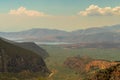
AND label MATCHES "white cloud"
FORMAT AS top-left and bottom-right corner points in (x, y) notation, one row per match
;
(79, 5), (120, 16)
(9, 7), (47, 17)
